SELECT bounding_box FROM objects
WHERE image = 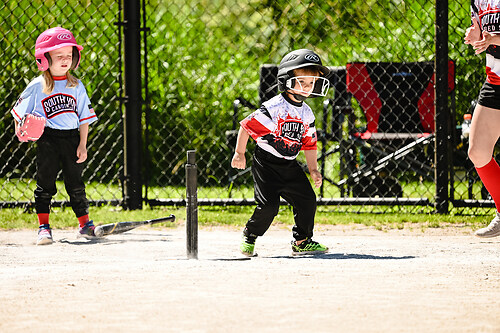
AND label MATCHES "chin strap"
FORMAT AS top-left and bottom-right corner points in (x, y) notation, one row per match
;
(291, 93), (308, 102)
